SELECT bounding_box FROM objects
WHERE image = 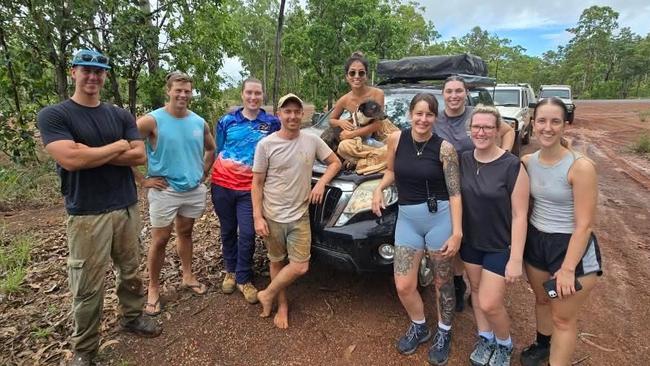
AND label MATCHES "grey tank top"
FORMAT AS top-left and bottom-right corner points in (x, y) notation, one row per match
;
(528, 150), (581, 234)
